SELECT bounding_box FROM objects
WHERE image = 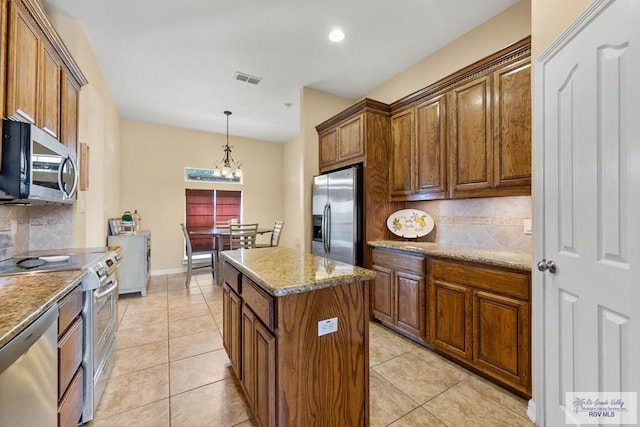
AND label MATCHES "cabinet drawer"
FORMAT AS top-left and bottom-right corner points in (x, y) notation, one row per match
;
(372, 249), (425, 274)
(223, 261), (241, 293)
(242, 277), (274, 330)
(430, 258), (529, 299)
(58, 316), (83, 399)
(58, 366), (83, 427)
(58, 285), (82, 337)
